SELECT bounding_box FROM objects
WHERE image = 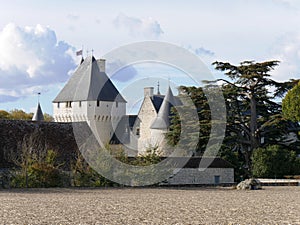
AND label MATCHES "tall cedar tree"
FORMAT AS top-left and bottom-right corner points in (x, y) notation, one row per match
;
(212, 60), (299, 173)
(167, 60), (300, 177)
